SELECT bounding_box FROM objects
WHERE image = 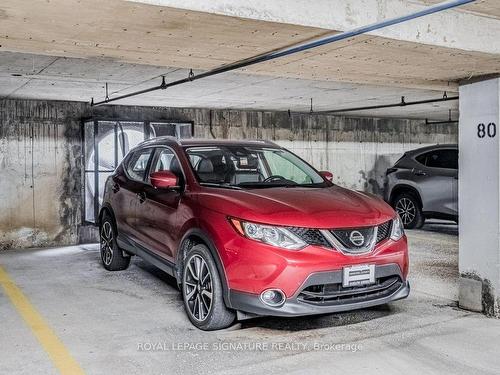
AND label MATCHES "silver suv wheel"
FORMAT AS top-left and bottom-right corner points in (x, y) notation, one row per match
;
(393, 192), (424, 229)
(396, 197), (416, 225)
